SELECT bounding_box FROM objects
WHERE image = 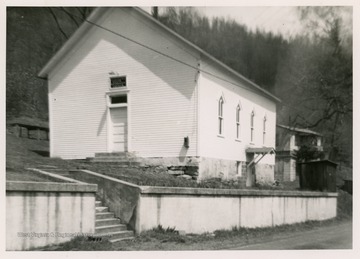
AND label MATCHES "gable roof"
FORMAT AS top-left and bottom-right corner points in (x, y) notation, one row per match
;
(277, 124), (323, 136)
(38, 7), (281, 103)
